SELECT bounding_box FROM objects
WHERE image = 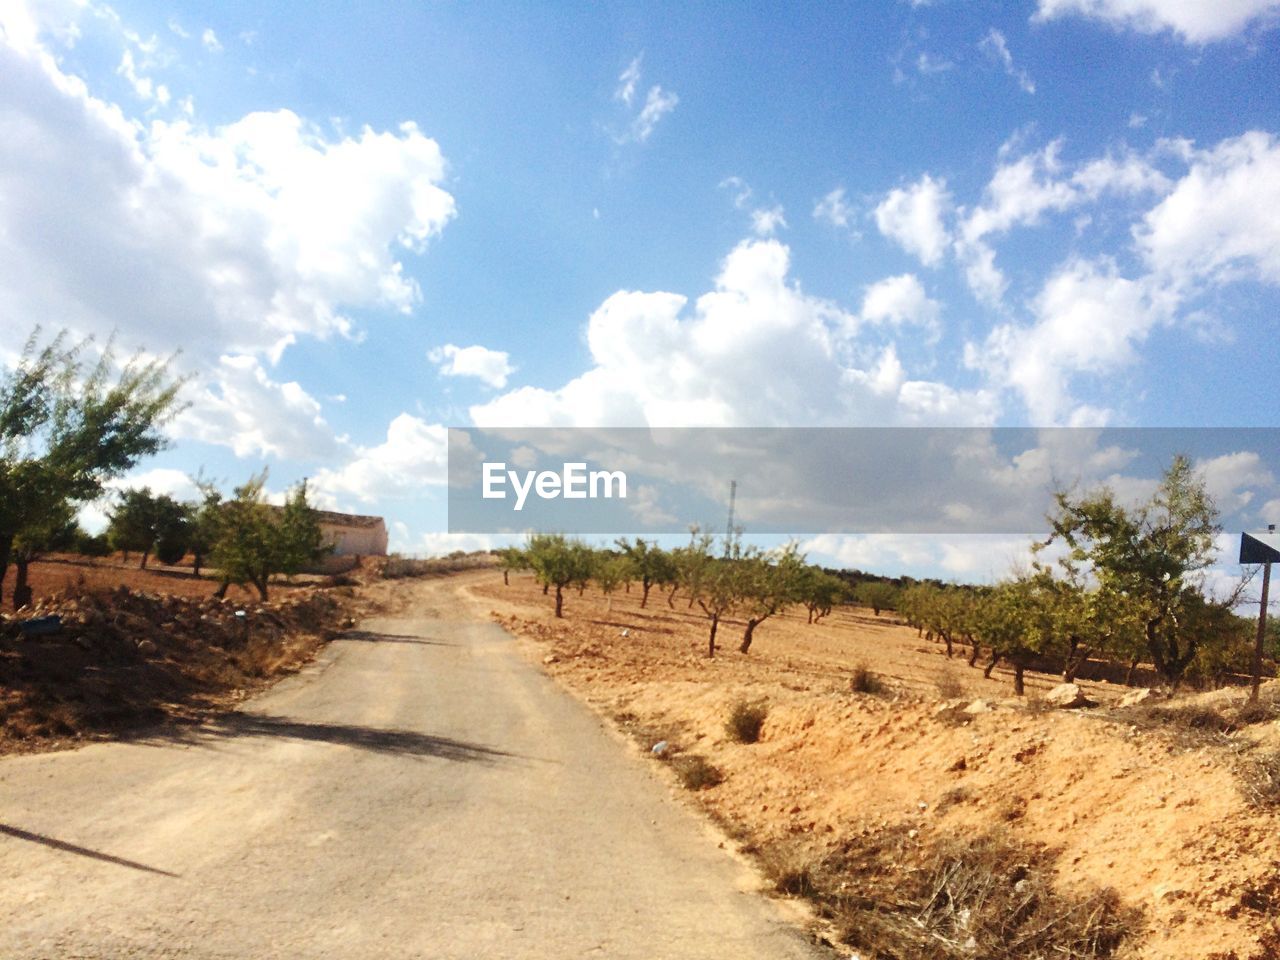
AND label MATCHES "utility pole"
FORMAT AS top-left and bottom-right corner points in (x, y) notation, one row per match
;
(1243, 524), (1278, 704)
(724, 479), (737, 557)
